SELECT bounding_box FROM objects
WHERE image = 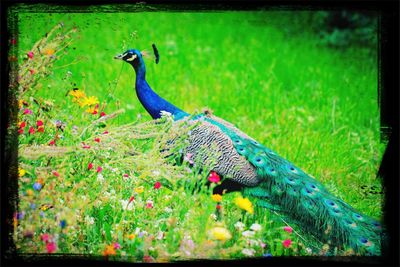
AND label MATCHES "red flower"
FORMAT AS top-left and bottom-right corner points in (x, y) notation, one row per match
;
(154, 181), (161, 189)
(49, 139), (56, 146)
(41, 233), (50, 243)
(29, 69), (35, 75)
(52, 171), (60, 177)
(143, 255), (154, 263)
(28, 126), (35, 134)
(88, 162), (93, 170)
(208, 171), (220, 183)
(37, 120), (44, 127)
(97, 166), (102, 173)
(100, 111), (106, 117)
(103, 130), (109, 135)
(145, 201), (153, 209)
(82, 142), (90, 149)
(283, 226), (293, 234)
(216, 204), (221, 210)
(18, 128), (24, 134)
(27, 51), (34, 59)
(19, 121), (26, 129)
(282, 239), (292, 248)
(46, 242), (57, 253)
(94, 137), (100, 143)
(92, 110), (98, 115)
(128, 196), (135, 204)
(37, 126), (45, 133)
